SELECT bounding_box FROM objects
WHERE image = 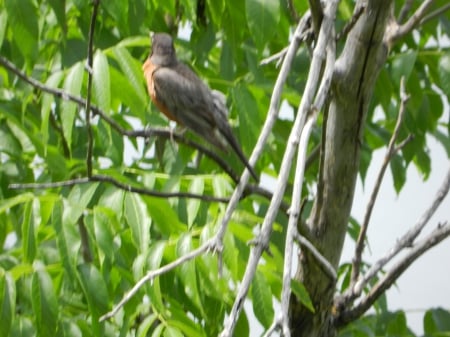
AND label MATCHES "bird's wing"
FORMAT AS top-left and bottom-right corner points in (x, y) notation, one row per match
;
(152, 64), (215, 129)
